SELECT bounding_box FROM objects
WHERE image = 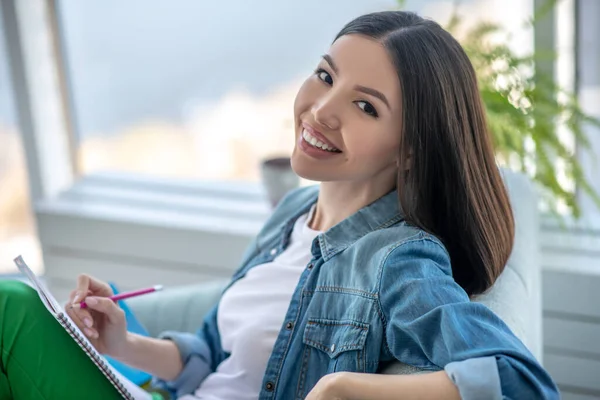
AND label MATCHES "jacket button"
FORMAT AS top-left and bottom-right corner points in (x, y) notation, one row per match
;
(285, 321), (294, 330)
(270, 248), (277, 256)
(307, 262), (313, 270)
(330, 344), (336, 353)
(265, 382), (275, 391)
